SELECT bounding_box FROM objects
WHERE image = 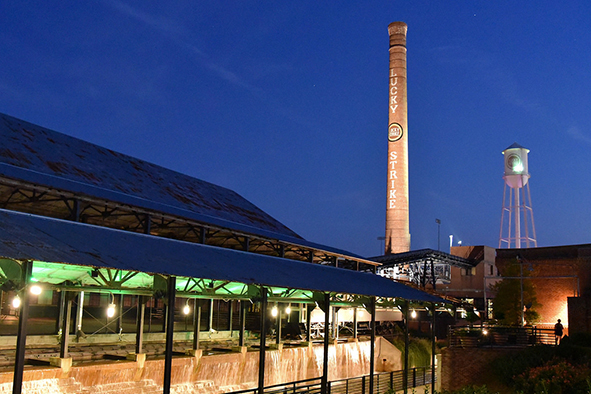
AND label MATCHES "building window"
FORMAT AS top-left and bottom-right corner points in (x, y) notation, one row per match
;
(462, 267), (476, 276)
